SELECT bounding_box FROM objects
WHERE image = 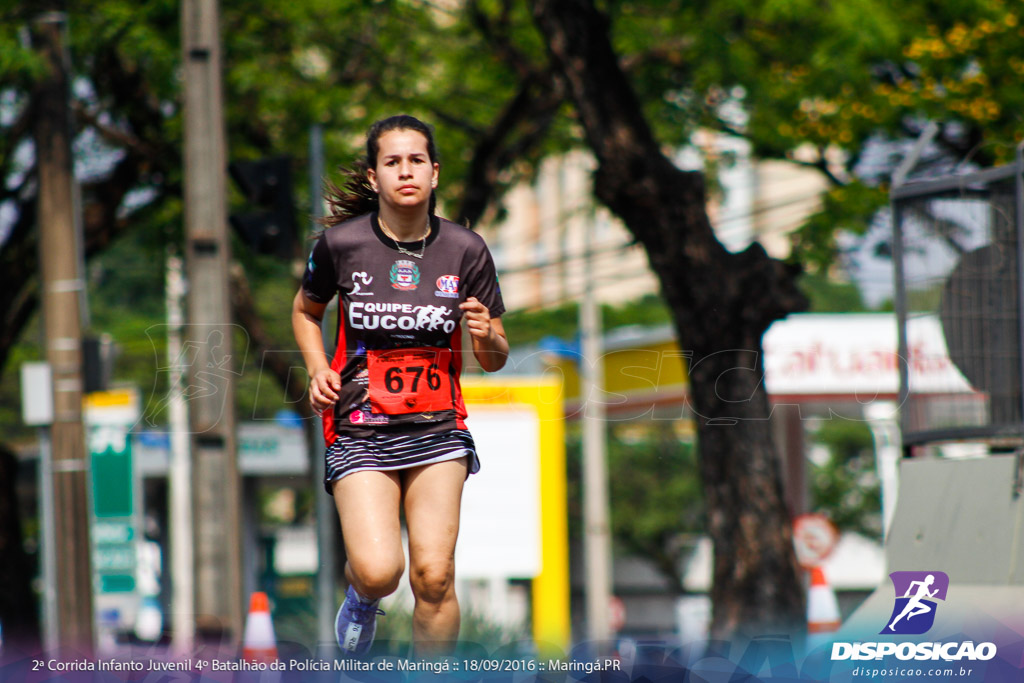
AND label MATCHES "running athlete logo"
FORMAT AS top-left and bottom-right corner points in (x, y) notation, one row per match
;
(882, 571), (949, 635)
(351, 271), (374, 296)
(390, 260), (420, 290)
